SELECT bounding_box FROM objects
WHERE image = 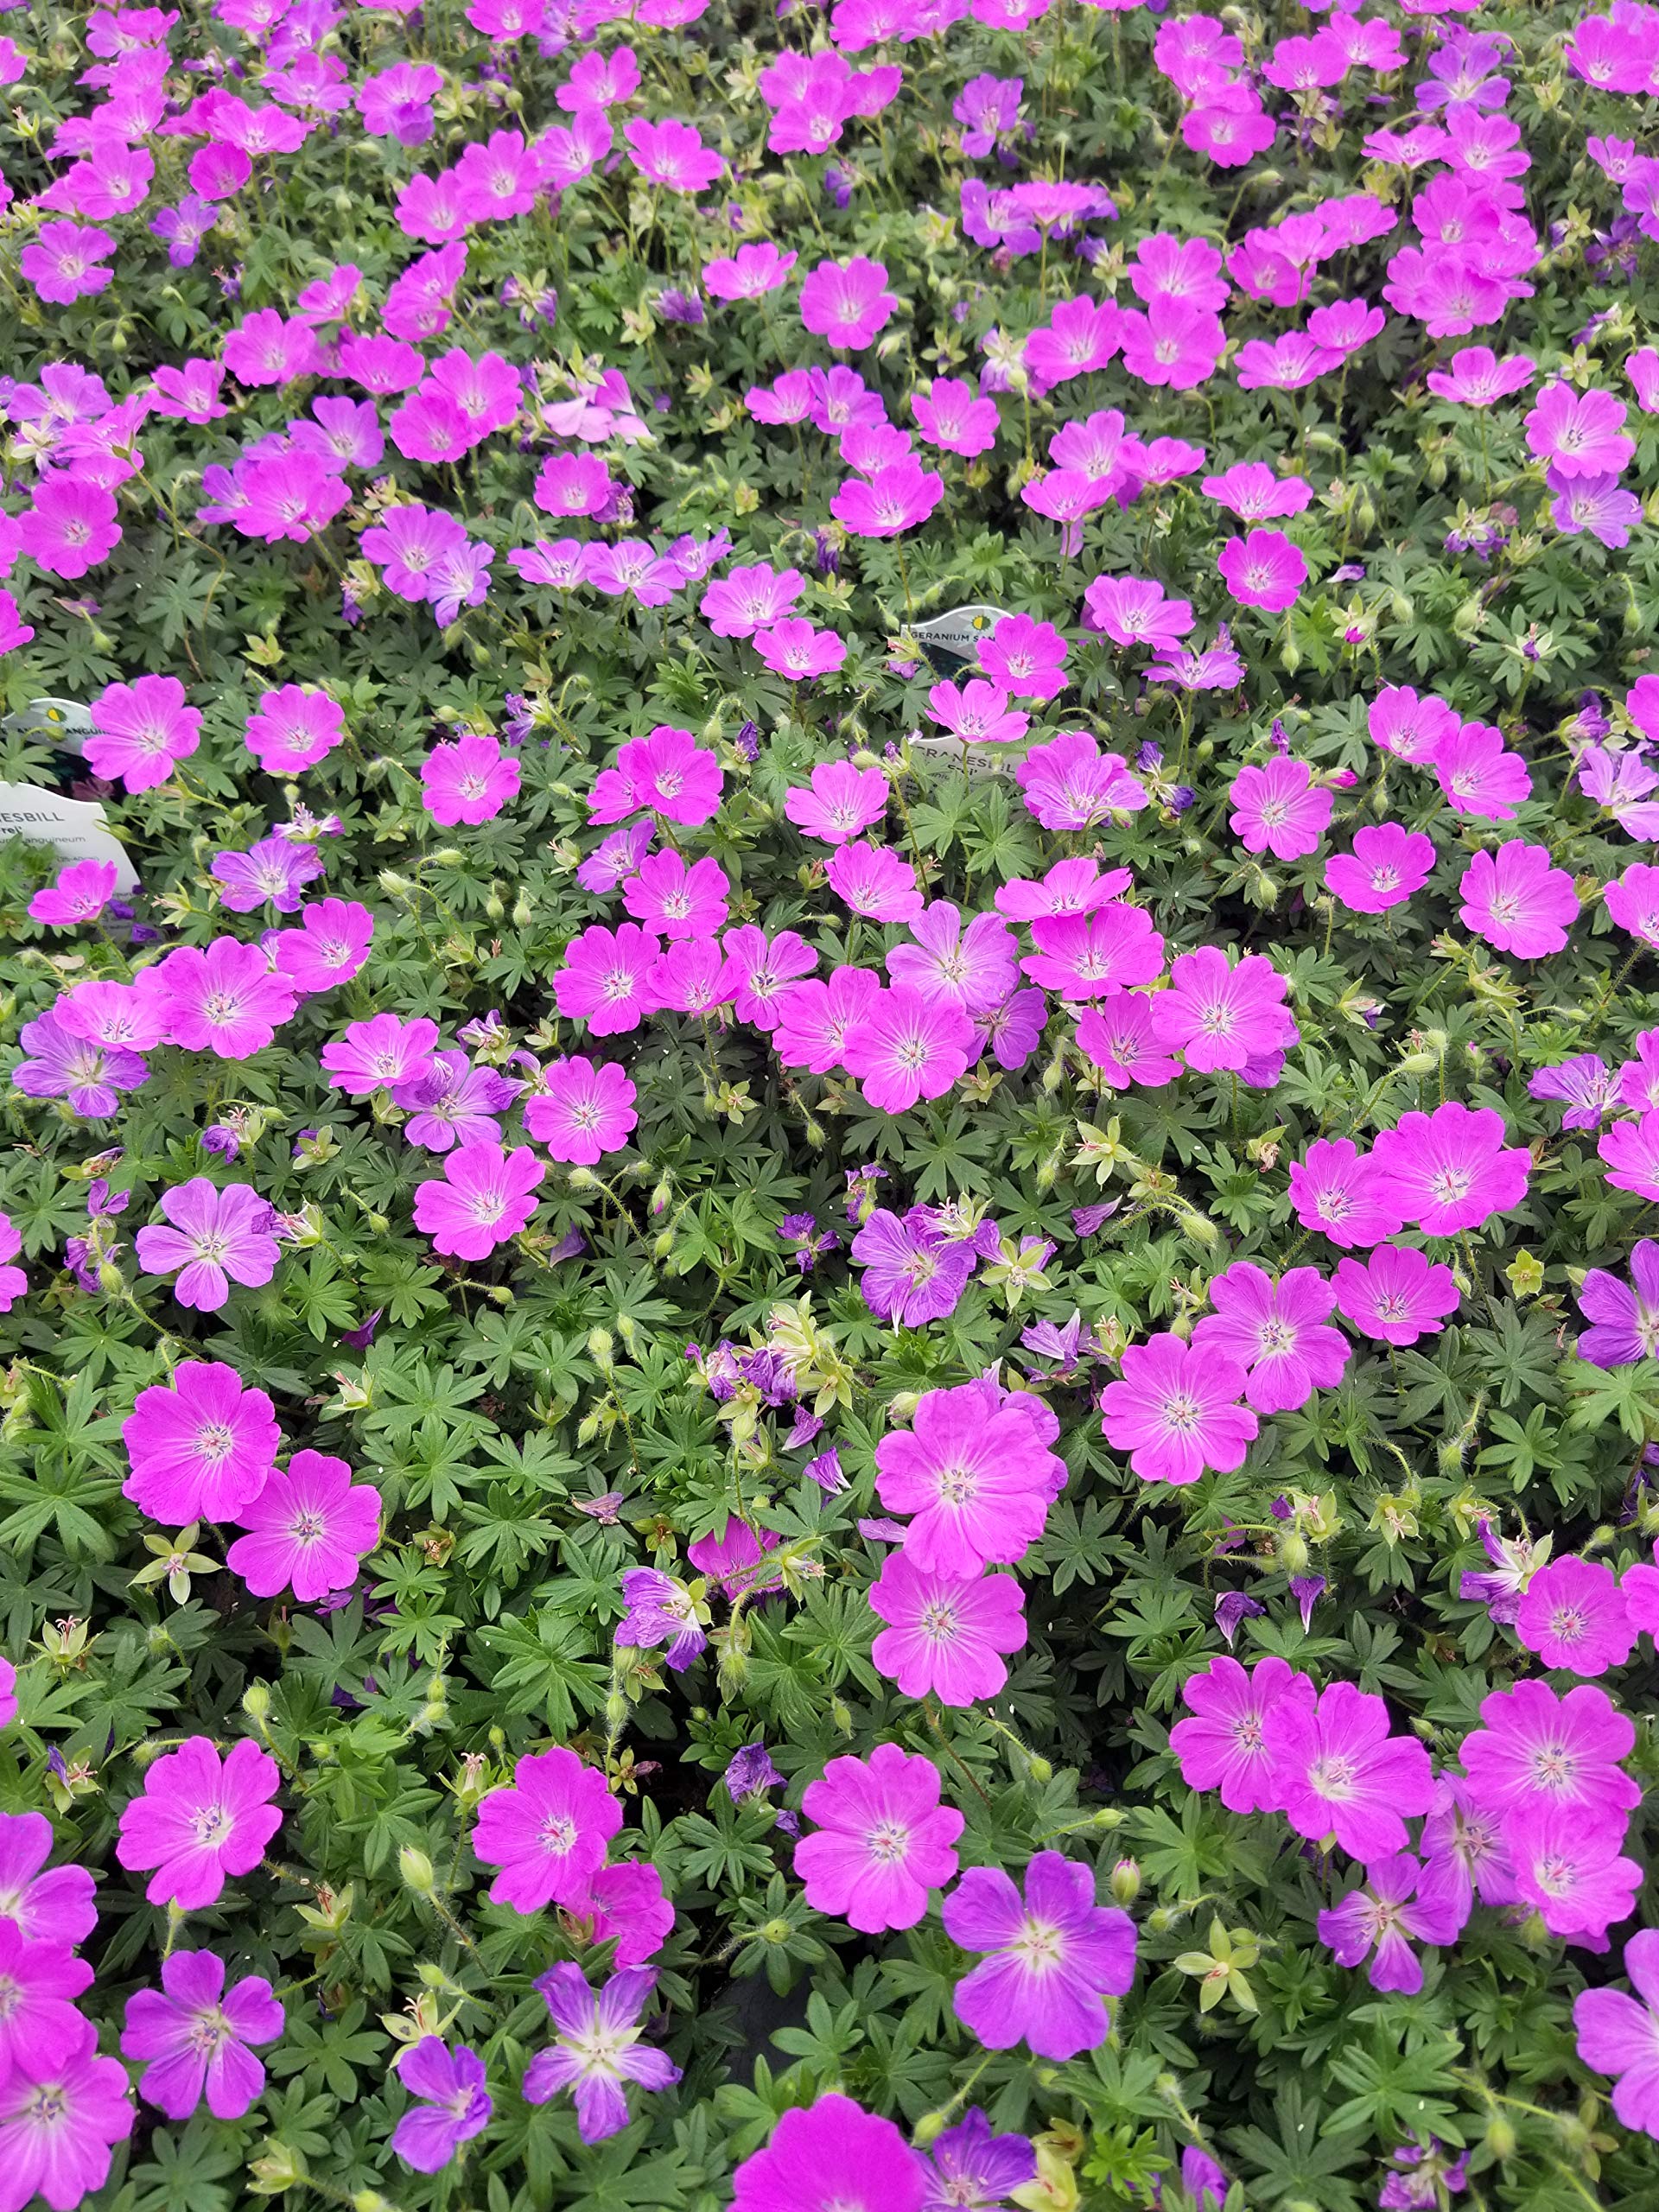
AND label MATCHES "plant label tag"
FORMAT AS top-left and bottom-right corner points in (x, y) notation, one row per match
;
(907, 603), (1010, 679)
(0, 782), (139, 892)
